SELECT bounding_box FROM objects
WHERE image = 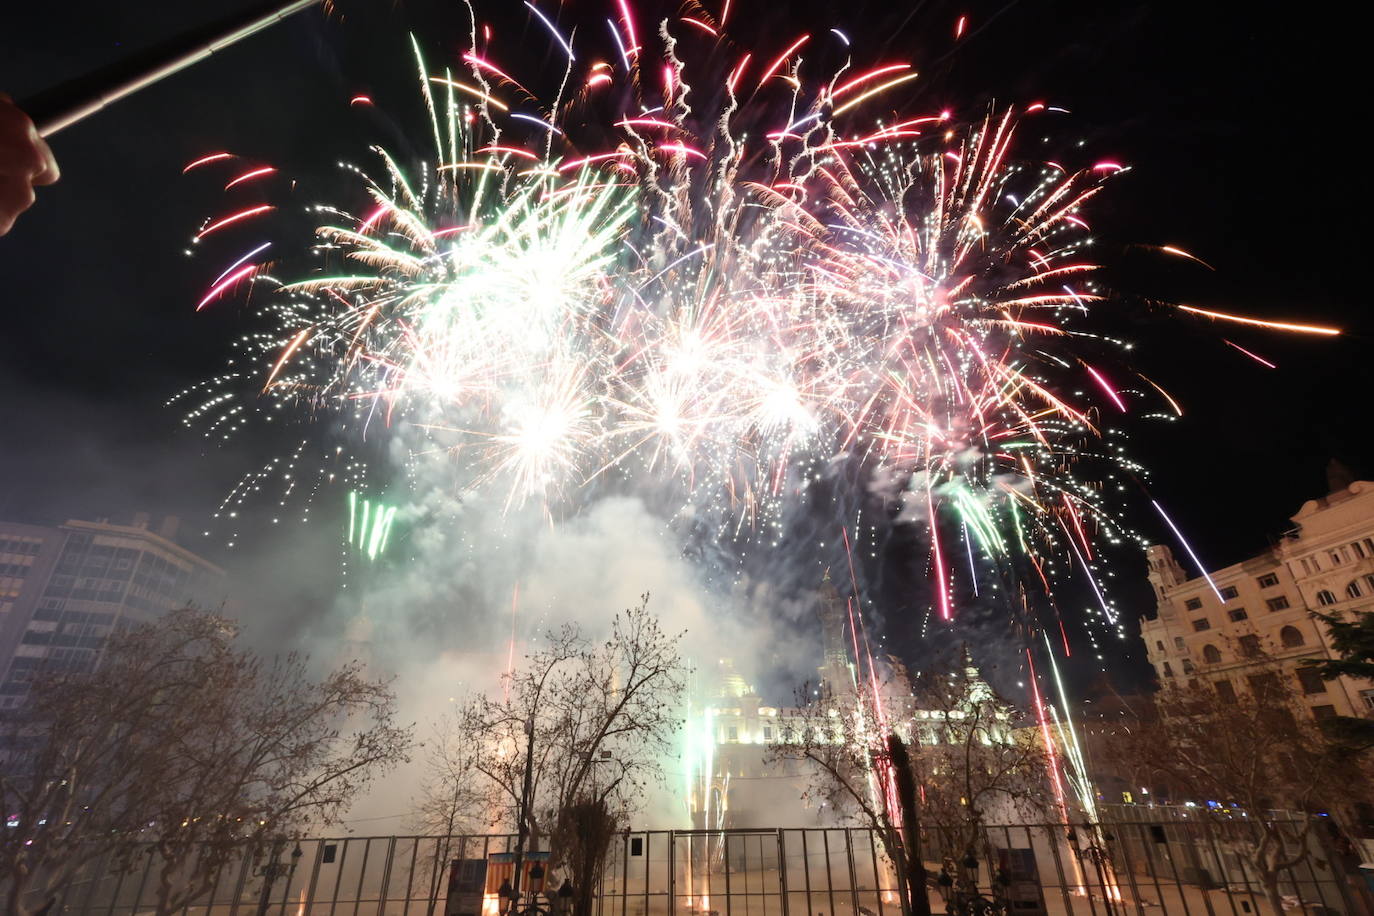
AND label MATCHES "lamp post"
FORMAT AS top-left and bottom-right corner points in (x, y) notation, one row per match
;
(254, 837), (303, 916)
